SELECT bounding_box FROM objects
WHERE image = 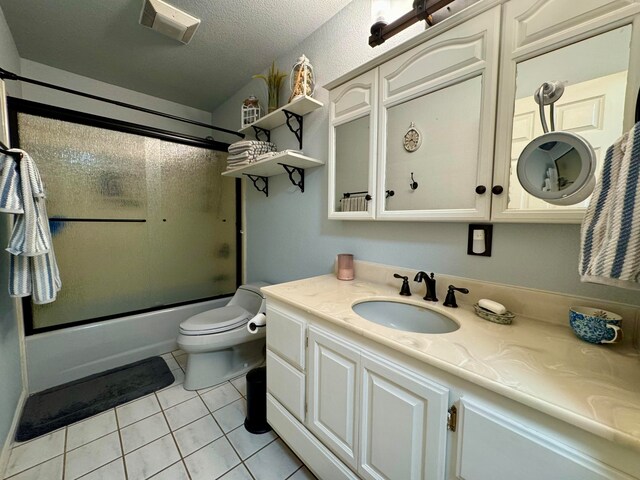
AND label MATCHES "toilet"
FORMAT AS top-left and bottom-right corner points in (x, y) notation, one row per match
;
(177, 283), (269, 391)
